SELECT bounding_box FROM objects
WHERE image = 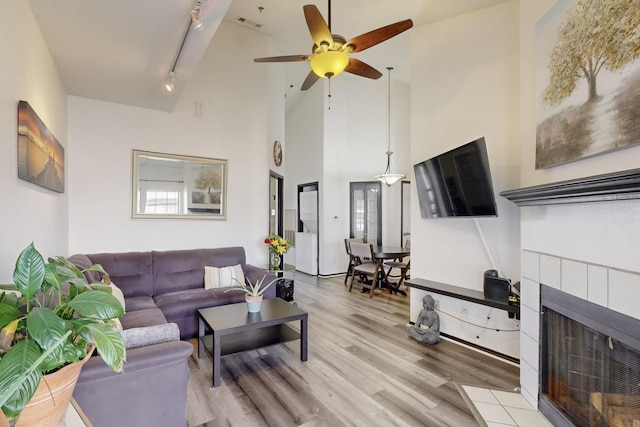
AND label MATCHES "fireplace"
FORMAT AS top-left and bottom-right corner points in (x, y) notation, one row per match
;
(540, 285), (640, 427)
